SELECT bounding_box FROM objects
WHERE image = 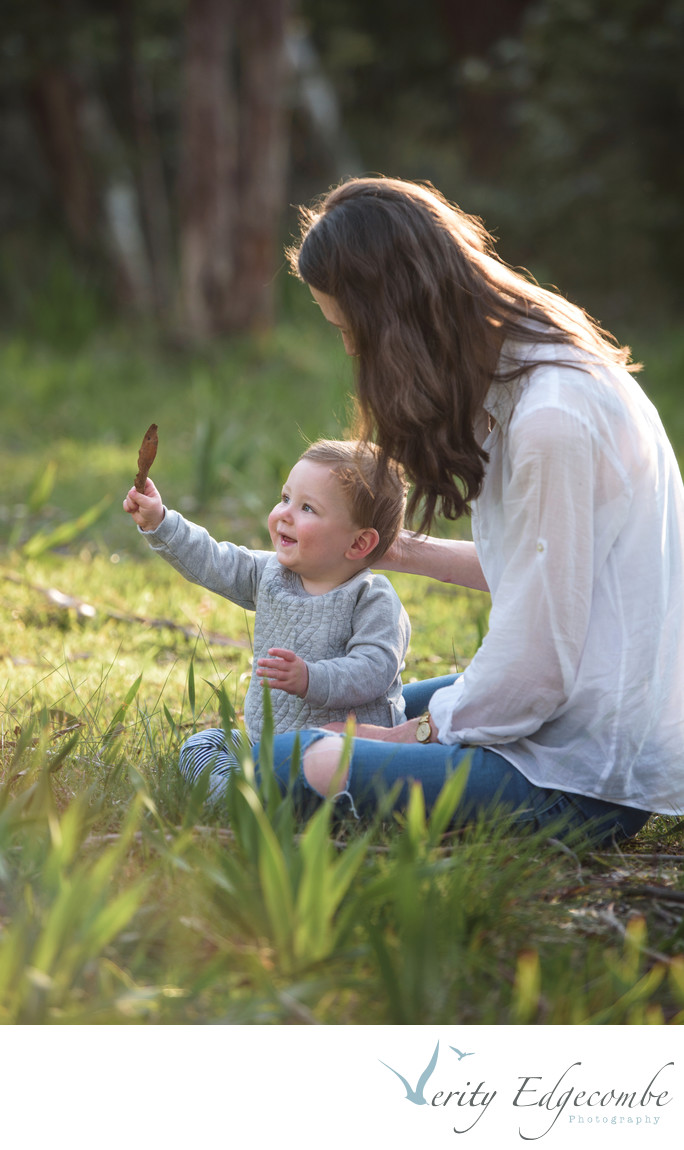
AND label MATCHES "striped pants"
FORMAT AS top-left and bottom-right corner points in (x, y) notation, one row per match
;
(178, 727), (249, 801)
